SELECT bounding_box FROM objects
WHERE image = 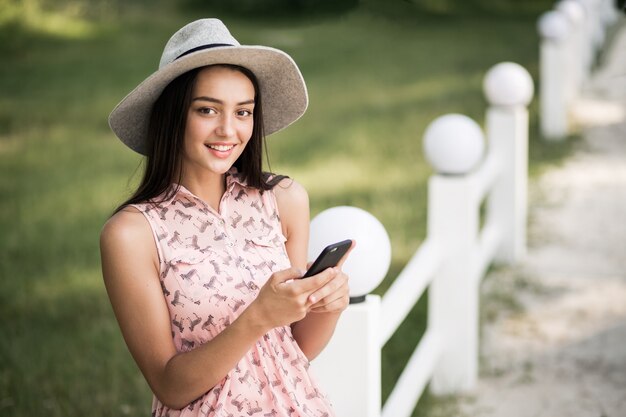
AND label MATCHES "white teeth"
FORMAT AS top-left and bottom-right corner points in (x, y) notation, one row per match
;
(207, 144), (234, 151)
